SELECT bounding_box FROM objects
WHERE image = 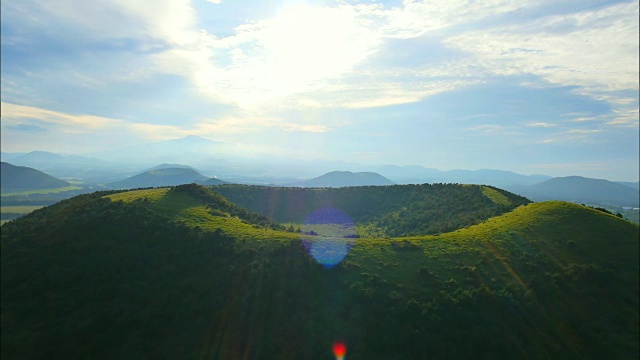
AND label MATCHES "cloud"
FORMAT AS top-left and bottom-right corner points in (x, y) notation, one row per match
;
(607, 107), (640, 127)
(5, 0), (636, 116)
(526, 122), (556, 127)
(466, 124), (503, 133)
(442, 1), (639, 127)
